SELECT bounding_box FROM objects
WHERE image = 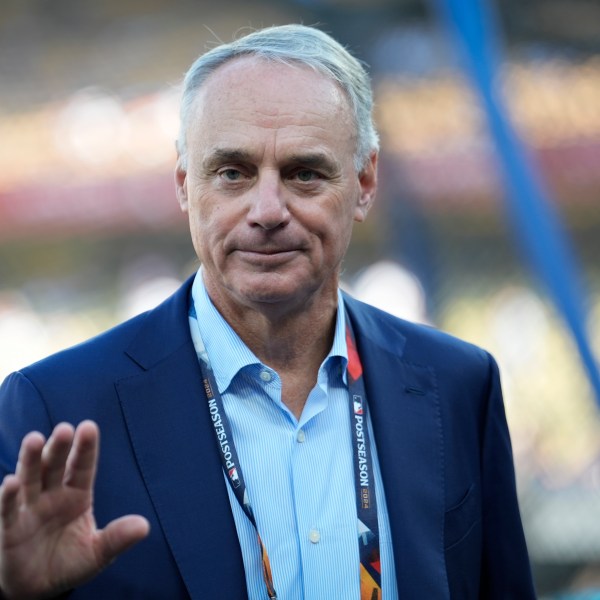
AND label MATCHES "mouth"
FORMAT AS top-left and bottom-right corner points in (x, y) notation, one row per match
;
(234, 248), (301, 264)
